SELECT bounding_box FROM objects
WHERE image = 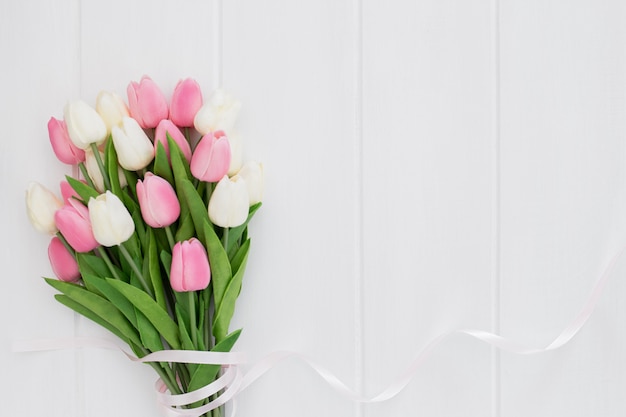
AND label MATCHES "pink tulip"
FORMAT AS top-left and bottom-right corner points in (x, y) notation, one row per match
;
(60, 180), (82, 203)
(48, 237), (80, 282)
(136, 172), (181, 228)
(127, 76), (169, 128)
(170, 78), (203, 127)
(54, 198), (99, 253)
(154, 119), (192, 161)
(190, 131), (231, 182)
(48, 117), (85, 164)
(170, 238), (211, 292)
